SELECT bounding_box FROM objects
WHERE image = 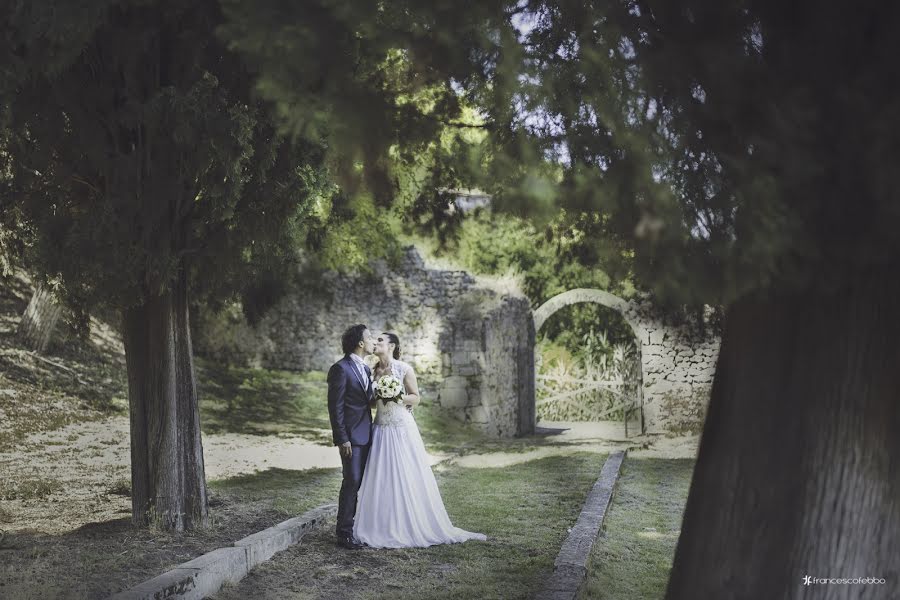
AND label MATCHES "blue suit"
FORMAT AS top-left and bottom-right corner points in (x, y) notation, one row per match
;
(327, 355), (374, 539)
